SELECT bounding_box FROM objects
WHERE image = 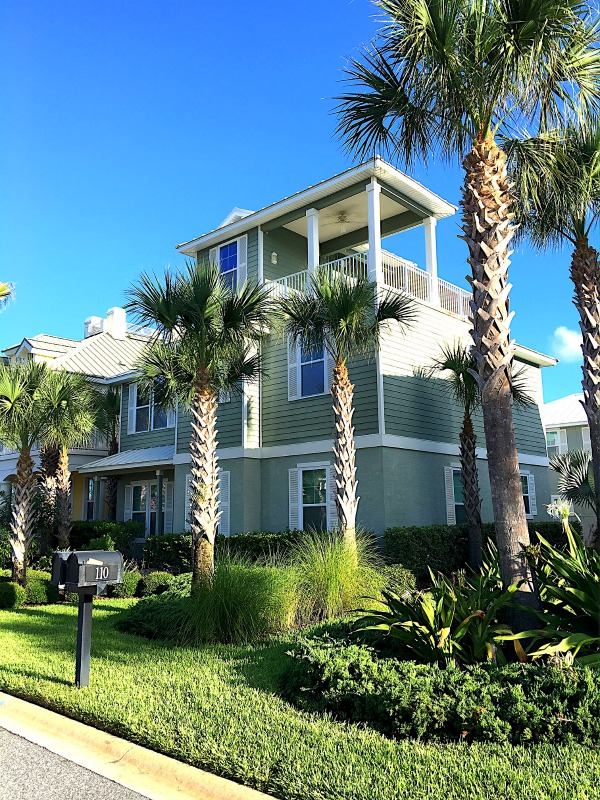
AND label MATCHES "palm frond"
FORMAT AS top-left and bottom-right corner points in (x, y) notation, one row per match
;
(550, 449), (597, 513)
